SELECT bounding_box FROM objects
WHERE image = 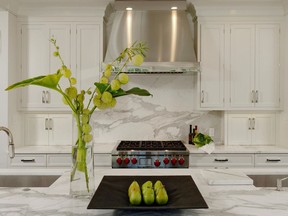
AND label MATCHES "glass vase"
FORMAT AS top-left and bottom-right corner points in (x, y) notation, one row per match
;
(70, 142), (95, 197)
(70, 112), (95, 198)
